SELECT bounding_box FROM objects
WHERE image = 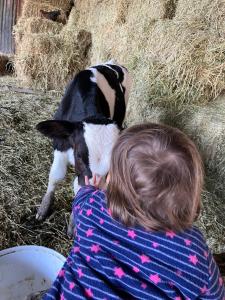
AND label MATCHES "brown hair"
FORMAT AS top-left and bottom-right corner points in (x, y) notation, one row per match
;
(107, 123), (203, 232)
